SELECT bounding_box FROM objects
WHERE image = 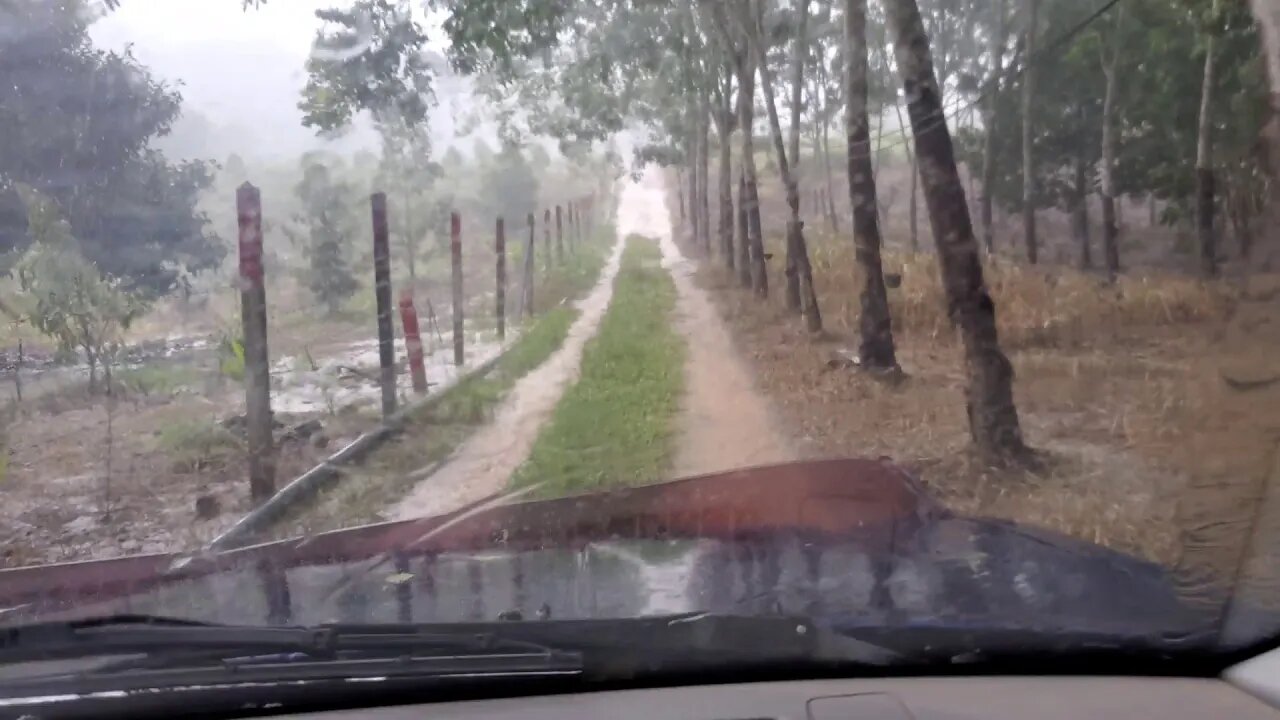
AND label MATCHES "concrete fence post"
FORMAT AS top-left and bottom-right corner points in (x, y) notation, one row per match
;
(371, 192), (397, 418)
(555, 204), (564, 264)
(496, 216), (506, 342)
(237, 182), (275, 503)
(451, 211), (464, 367)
